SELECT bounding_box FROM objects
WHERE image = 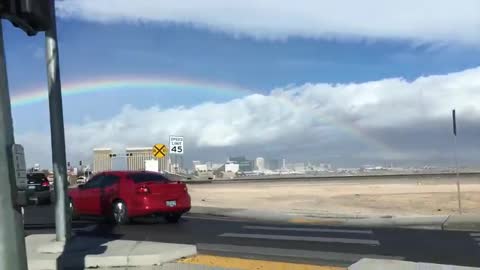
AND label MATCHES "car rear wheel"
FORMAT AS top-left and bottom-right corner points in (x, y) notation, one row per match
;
(165, 213), (181, 223)
(111, 201), (130, 225)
